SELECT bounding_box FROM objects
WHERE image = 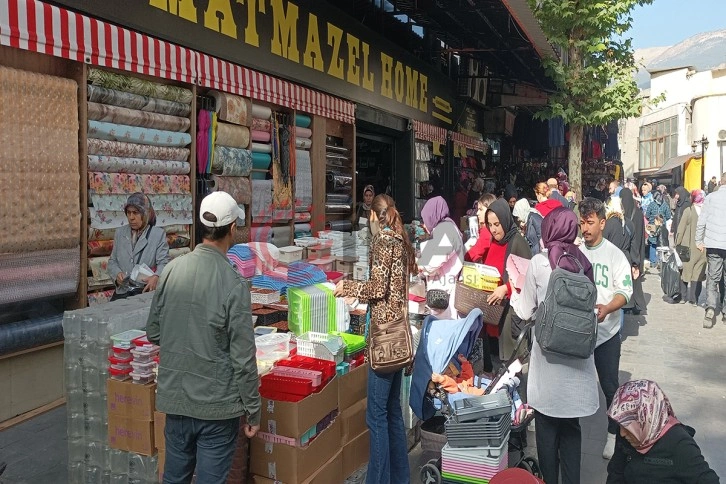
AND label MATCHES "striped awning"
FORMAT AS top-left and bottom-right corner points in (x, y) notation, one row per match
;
(450, 131), (488, 153)
(0, 0), (197, 83)
(197, 53), (355, 124)
(412, 119), (447, 144)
